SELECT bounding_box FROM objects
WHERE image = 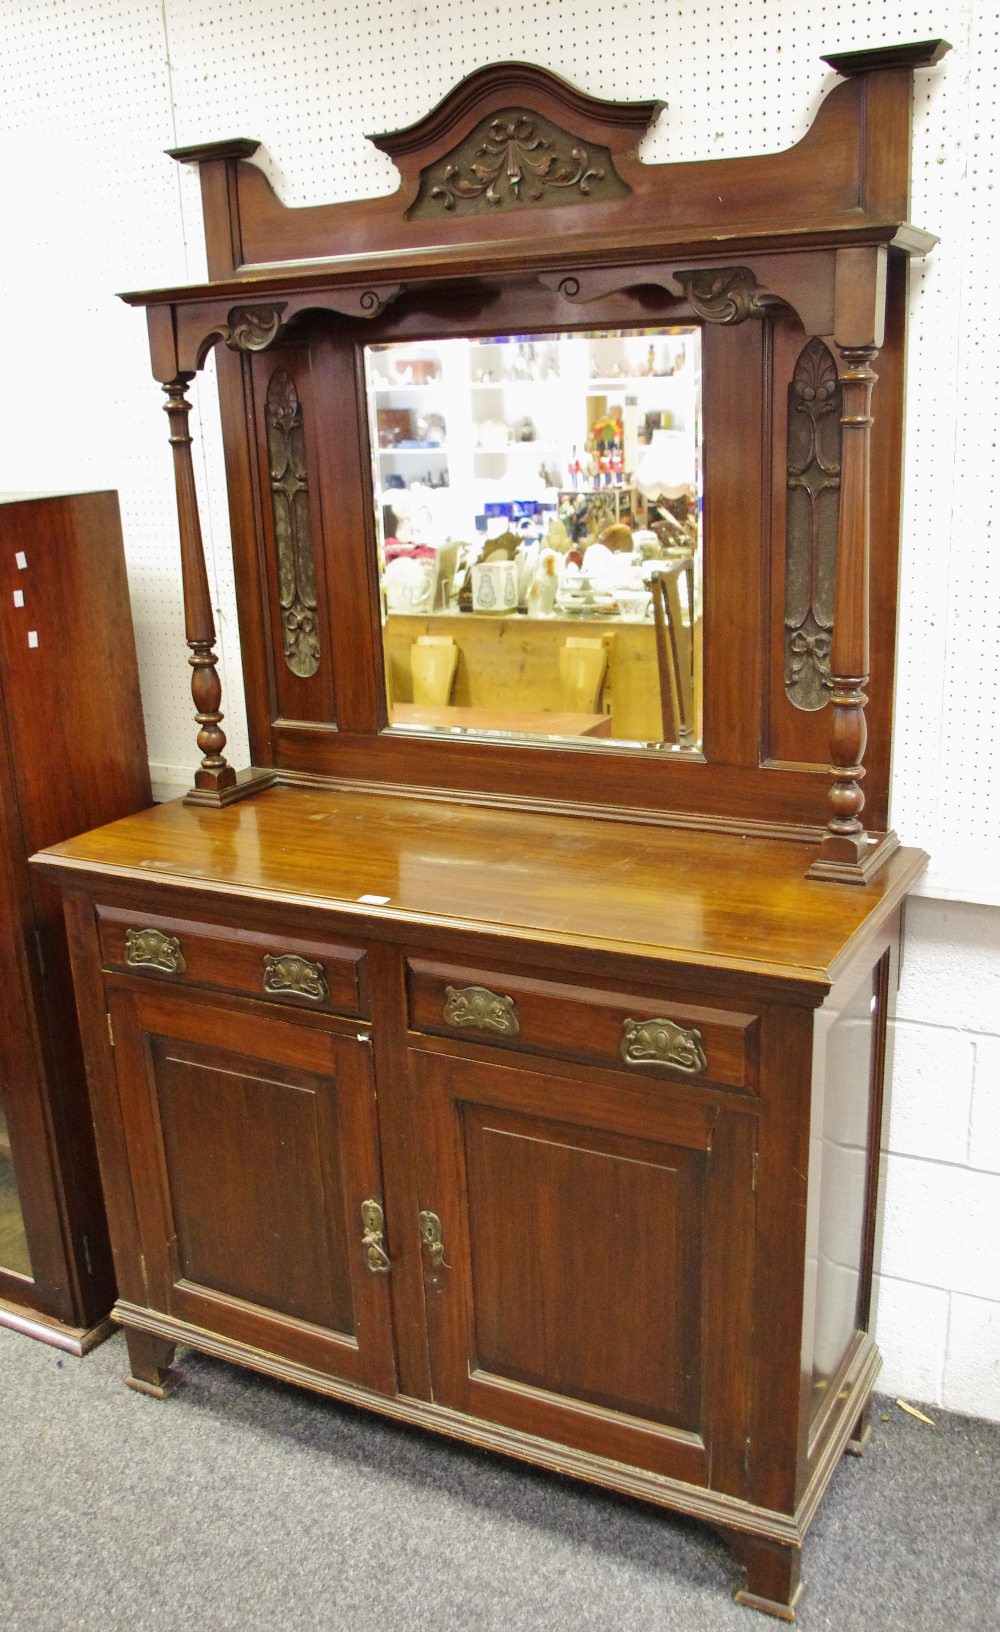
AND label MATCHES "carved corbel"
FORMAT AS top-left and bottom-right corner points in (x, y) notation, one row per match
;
(178, 287), (403, 373)
(222, 303), (287, 351)
(540, 255), (835, 335)
(541, 263), (786, 324)
(672, 266), (783, 324)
